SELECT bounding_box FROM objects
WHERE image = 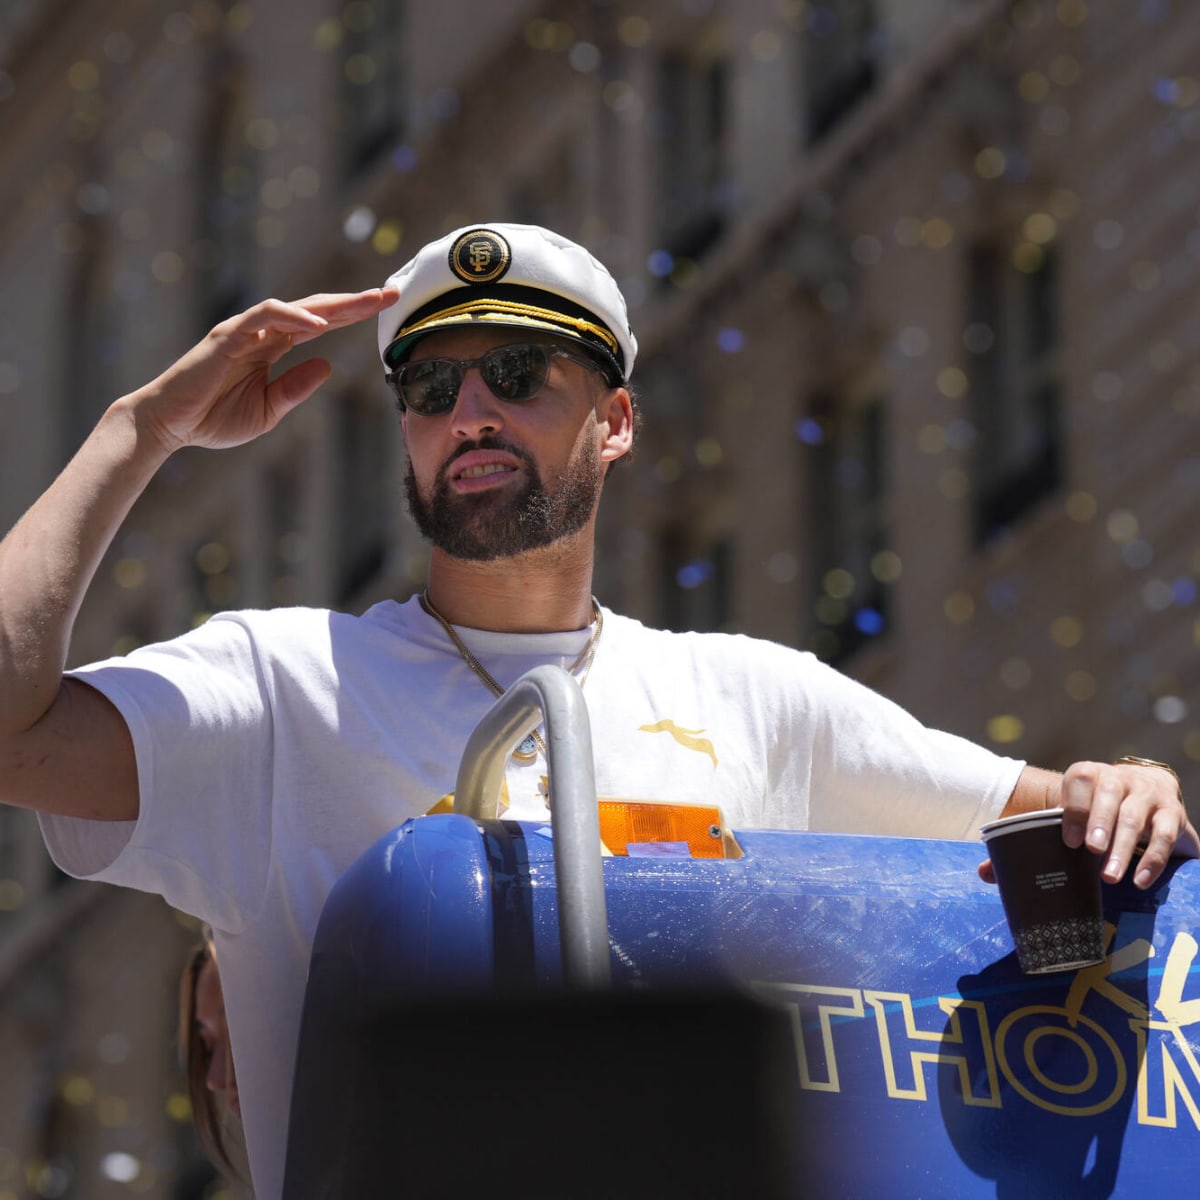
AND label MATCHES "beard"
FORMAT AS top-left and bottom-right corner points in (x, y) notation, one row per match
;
(404, 436), (603, 561)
